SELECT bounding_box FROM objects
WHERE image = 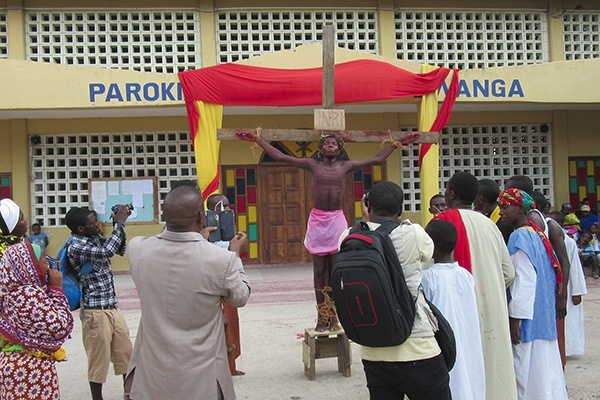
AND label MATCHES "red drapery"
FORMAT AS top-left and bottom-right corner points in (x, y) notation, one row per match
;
(178, 59), (459, 143)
